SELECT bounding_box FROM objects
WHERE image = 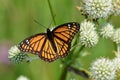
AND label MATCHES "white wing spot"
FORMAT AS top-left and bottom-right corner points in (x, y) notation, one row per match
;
(73, 23), (75, 25)
(68, 24), (71, 29)
(26, 40), (29, 44)
(21, 42), (23, 44)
